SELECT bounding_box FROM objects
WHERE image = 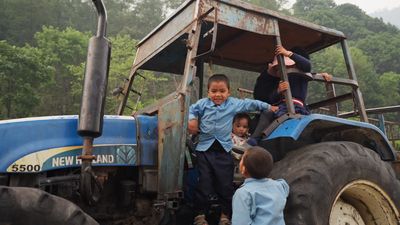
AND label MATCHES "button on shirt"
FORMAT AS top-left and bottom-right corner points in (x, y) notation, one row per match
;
(232, 178), (289, 225)
(189, 97), (270, 152)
